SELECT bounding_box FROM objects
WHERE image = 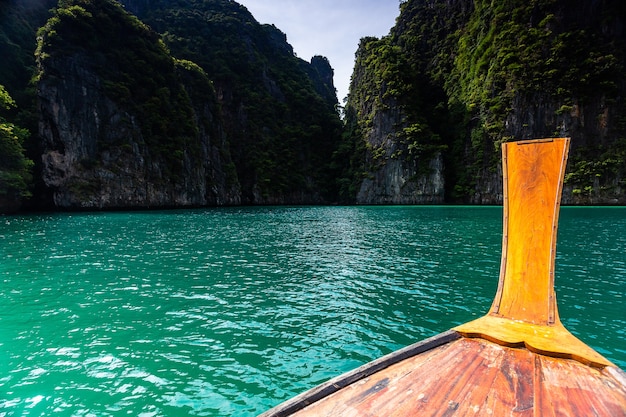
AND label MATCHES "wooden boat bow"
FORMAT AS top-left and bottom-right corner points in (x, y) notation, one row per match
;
(259, 138), (626, 416)
(454, 138), (612, 368)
